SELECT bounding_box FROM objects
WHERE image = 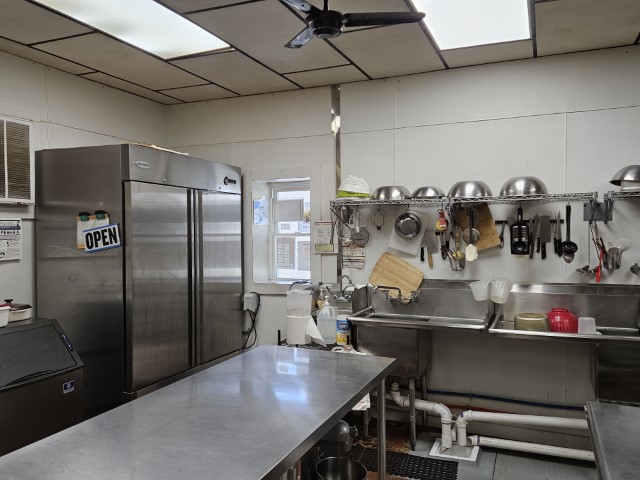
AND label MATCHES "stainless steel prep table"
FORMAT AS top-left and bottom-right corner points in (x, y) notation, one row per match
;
(586, 401), (640, 480)
(0, 345), (395, 480)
